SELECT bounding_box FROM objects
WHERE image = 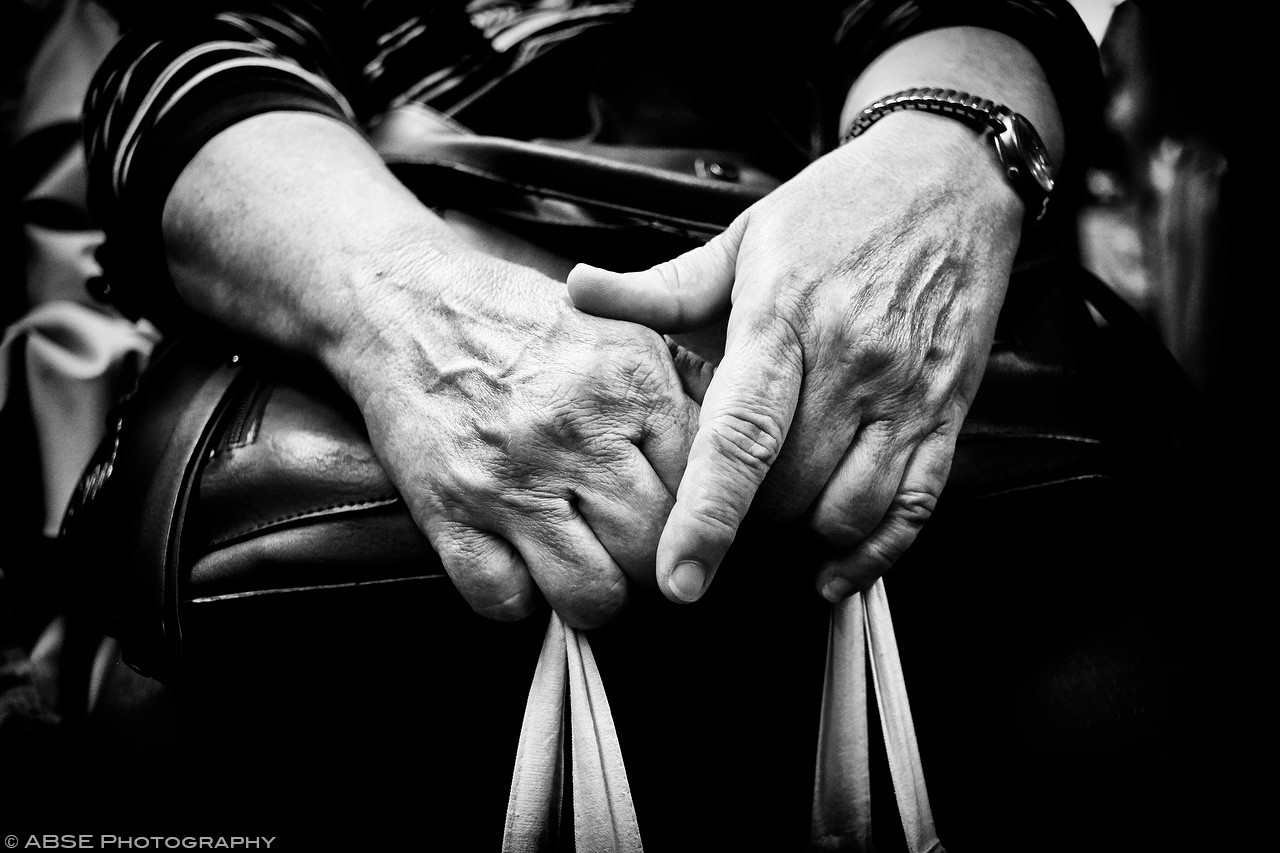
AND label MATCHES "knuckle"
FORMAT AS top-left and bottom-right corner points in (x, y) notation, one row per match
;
(530, 384), (598, 448)
(840, 328), (908, 384)
(494, 489), (573, 529)
(651, 259), (689, 315)
(617, 334), (683, 403)
(893, 487), (938, 527)
(556, 571), (629, 630)
(856, 489), (938, 568)
(473, 587), (539, 622)
(747, 311), (807, 375)
(706, 407), (785, 476)
(858, 535), (903, 574)
(431, 523), (479, 562)
(813, 515), (874, 549)
(437, 462), (503, 512)
(686, 496), (744, 545)
(775, 275), (820, 337)
(433, 526), (538, 621)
